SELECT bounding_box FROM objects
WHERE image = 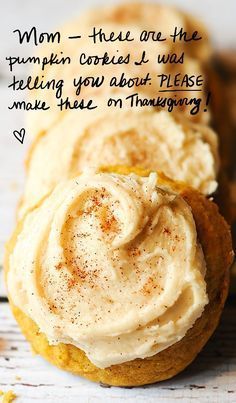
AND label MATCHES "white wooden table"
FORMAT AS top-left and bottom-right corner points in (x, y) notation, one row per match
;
(0, 300), (235, 403)
(0, 1), (236, 401)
